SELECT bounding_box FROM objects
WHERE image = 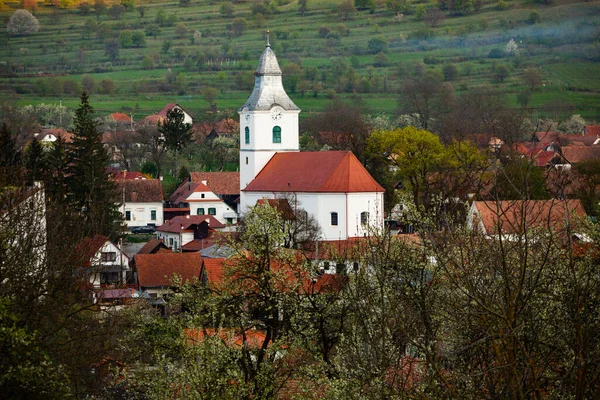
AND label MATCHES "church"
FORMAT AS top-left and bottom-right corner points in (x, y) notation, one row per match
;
(238, 38), (384, 240)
